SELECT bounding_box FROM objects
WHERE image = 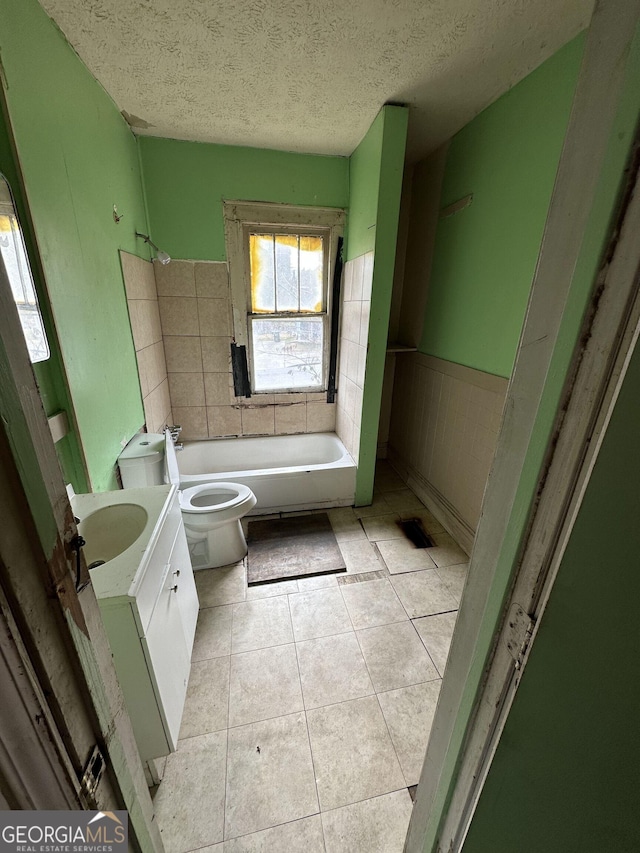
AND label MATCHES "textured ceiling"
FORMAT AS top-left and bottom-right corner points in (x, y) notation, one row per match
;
(39, 0), (593, 161)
